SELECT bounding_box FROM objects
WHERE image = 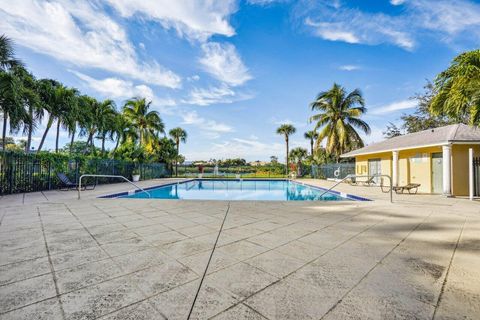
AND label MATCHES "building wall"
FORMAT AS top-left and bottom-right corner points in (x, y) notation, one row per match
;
(452, 144), (480, 196)
(355, 152), (392, 177)
(354, 146), (442, 194)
